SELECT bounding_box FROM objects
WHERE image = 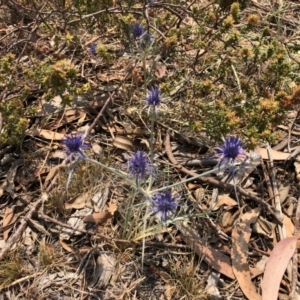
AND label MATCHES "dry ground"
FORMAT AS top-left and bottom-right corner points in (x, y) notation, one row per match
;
(1, 0), (300, 299)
